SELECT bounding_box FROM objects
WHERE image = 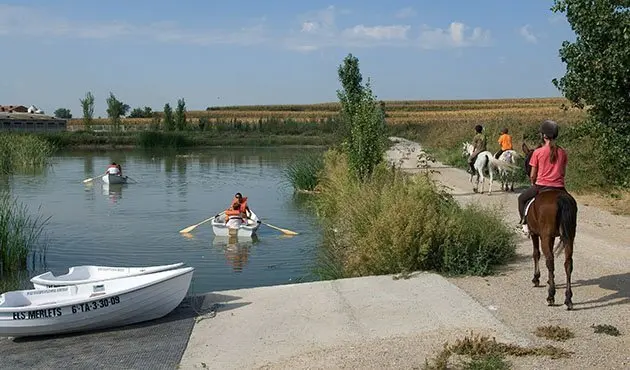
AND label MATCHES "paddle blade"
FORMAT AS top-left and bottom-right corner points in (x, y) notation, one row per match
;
(82, 177), (95, 183)
(179, 225), (198, 234)
(263, 222), (299, 236)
